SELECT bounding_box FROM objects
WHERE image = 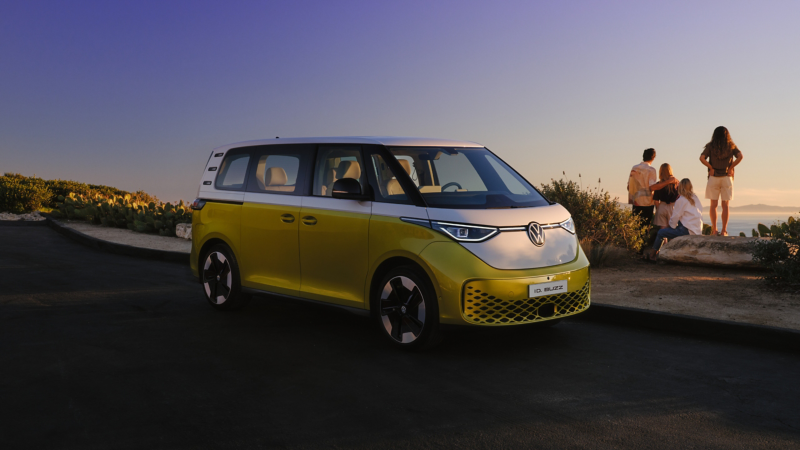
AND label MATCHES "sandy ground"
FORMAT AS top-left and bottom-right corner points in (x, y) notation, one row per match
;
(62, 220), (191, 253)
(592, 257), (800, 331)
